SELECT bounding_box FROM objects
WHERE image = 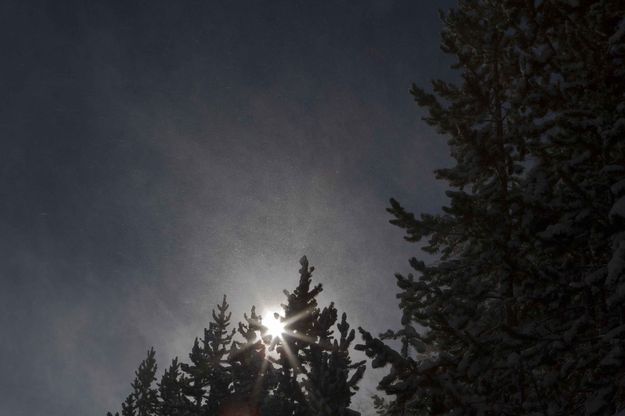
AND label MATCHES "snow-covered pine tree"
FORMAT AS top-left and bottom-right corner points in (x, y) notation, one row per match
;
(508, 1), (625, 413)
(180, 295), (235, 415)
(360, 1), (530, 413)
(360, 0), (624, 414)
